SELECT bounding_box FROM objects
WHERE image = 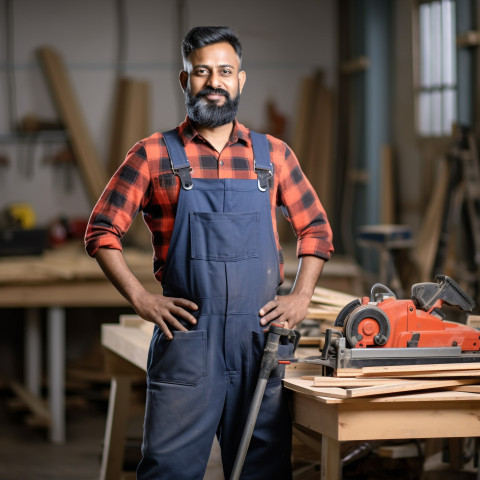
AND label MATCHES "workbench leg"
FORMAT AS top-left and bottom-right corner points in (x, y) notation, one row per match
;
(47, 307), (65, 444)
(25, 308), (42, 396)
(321, 436), (341, 480)
(100, 376), (132, 480)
